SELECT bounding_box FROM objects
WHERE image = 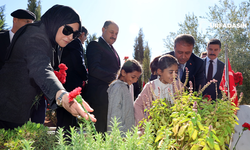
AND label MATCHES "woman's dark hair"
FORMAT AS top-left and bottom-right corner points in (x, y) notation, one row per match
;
(41, 5), (81, 48)
(158, 54), (178, 71)
(150, 55), (161, 74)
(118, 59), (142, 78)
